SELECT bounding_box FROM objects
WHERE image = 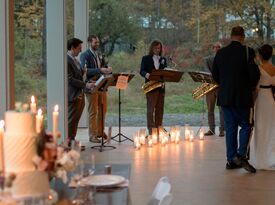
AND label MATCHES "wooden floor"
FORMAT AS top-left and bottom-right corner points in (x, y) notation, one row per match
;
(76, 127), (275, 205)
